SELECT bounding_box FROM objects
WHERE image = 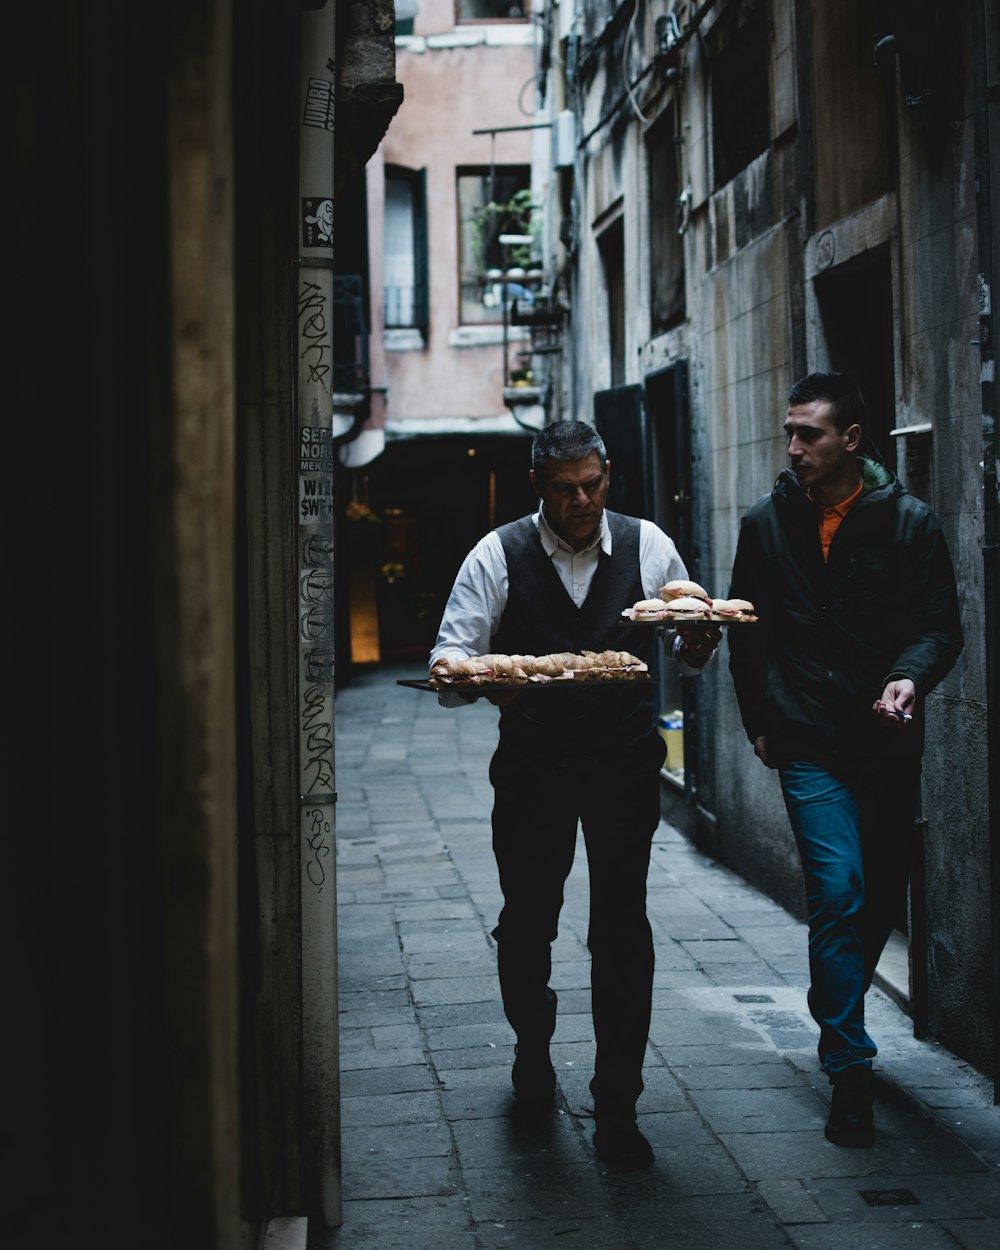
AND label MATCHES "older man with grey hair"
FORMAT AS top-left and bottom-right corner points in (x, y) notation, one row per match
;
(431, 420), (719, 1171)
